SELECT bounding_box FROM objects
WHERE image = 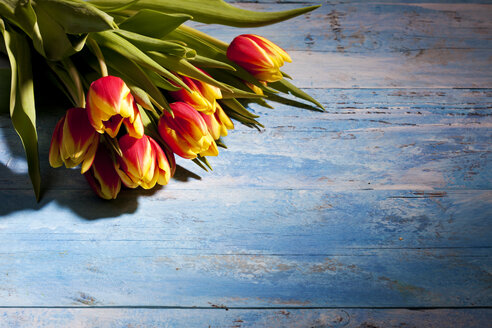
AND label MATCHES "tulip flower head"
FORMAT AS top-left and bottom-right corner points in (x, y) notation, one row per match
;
(85, 145), (121, 200)
(158, 102), (218, 159)
(114, 134), (173, 189)
(227, 34), (292, 83)
(169, 73), (222, 115)
(200, 104), (234, 140)
(49, 107), (100, 173)
(87, 76), (144, 138)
